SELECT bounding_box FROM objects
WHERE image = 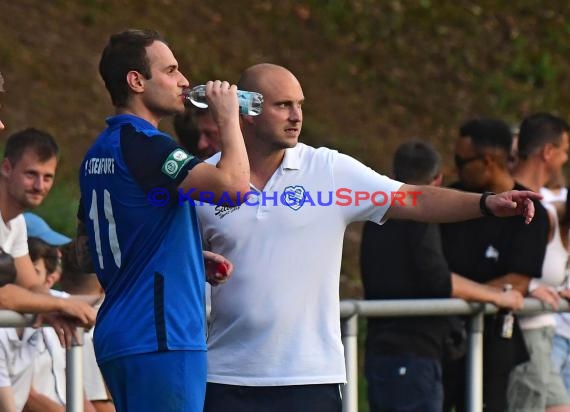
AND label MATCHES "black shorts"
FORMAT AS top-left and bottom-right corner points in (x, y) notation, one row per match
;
(204, 382), (342, 412)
